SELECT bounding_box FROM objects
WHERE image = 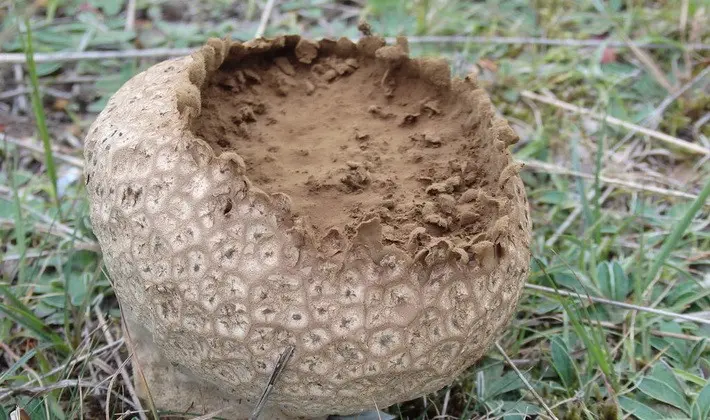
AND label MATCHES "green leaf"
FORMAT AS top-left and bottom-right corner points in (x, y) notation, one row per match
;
(645, 177), (710, 288)
(36, 62), (62, 77)
(500, 401), (542, 417)
(550, 336), (579, 391)
(694, 380), (710, 420)
(637, 377), (691, 414)
(21, 19), (61, 219)
(650, 360), (687, 395)
(597, 261), (613, 299)
(66, 273), (89, 306)
(619, 396), (664, 420)
(90, 29), (135, 46)
(611, 261), (630, 300)
(673, 369), (707, 387)
(485, 371), (526, 400)
(686, 338), (707, 369)
(90, 0), (124, 16)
